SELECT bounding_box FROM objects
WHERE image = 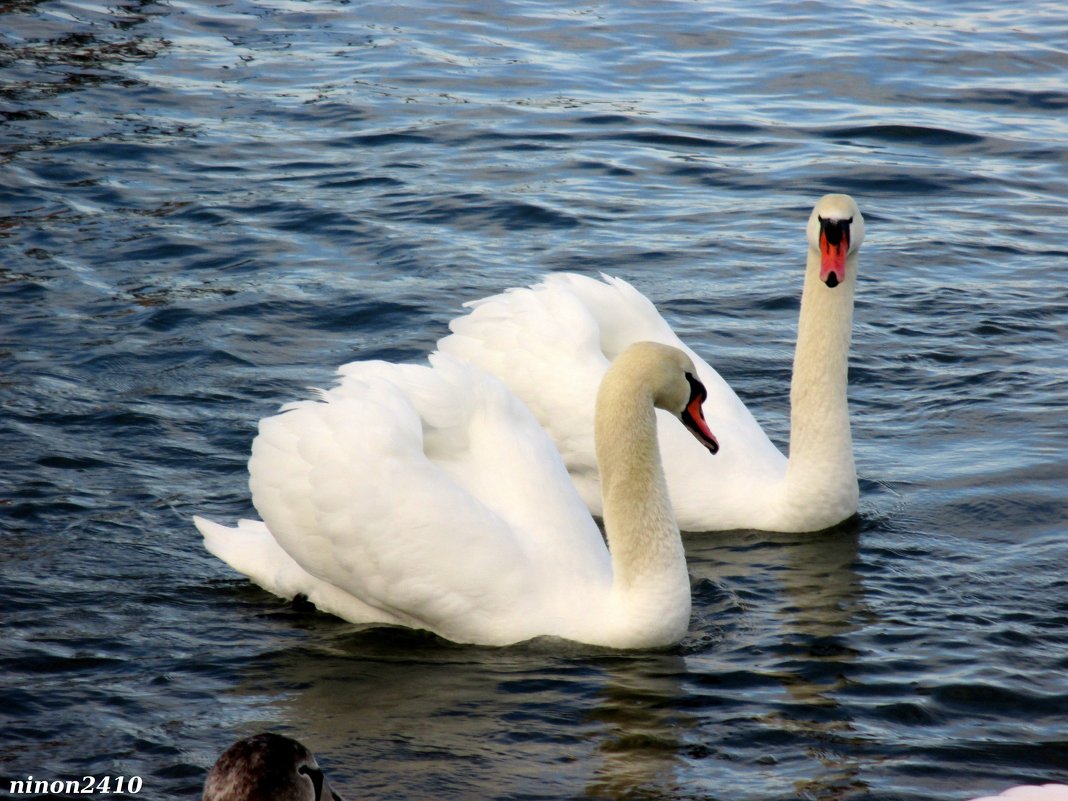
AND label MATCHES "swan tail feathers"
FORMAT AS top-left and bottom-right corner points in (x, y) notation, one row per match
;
(195, 515), (407, 626)
(195, 515), (317, 600)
